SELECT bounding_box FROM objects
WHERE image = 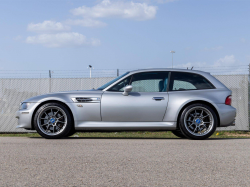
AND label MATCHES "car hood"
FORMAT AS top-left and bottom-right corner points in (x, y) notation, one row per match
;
(23, 90), (104, 103)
